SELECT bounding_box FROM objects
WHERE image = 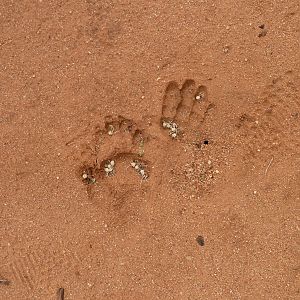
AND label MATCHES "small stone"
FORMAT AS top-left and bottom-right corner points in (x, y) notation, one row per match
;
(82, 173), (88, 179)
(108, 125), (114, 135)
(223, 46), (230, 53)
(196, 235), (205, 246)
